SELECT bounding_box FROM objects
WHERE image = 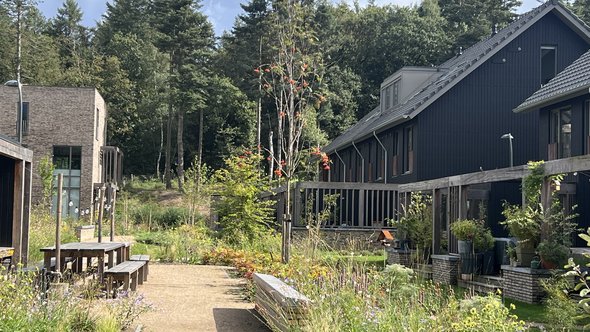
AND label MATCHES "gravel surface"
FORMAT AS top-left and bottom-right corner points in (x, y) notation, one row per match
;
(137, 264), (270, 332)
